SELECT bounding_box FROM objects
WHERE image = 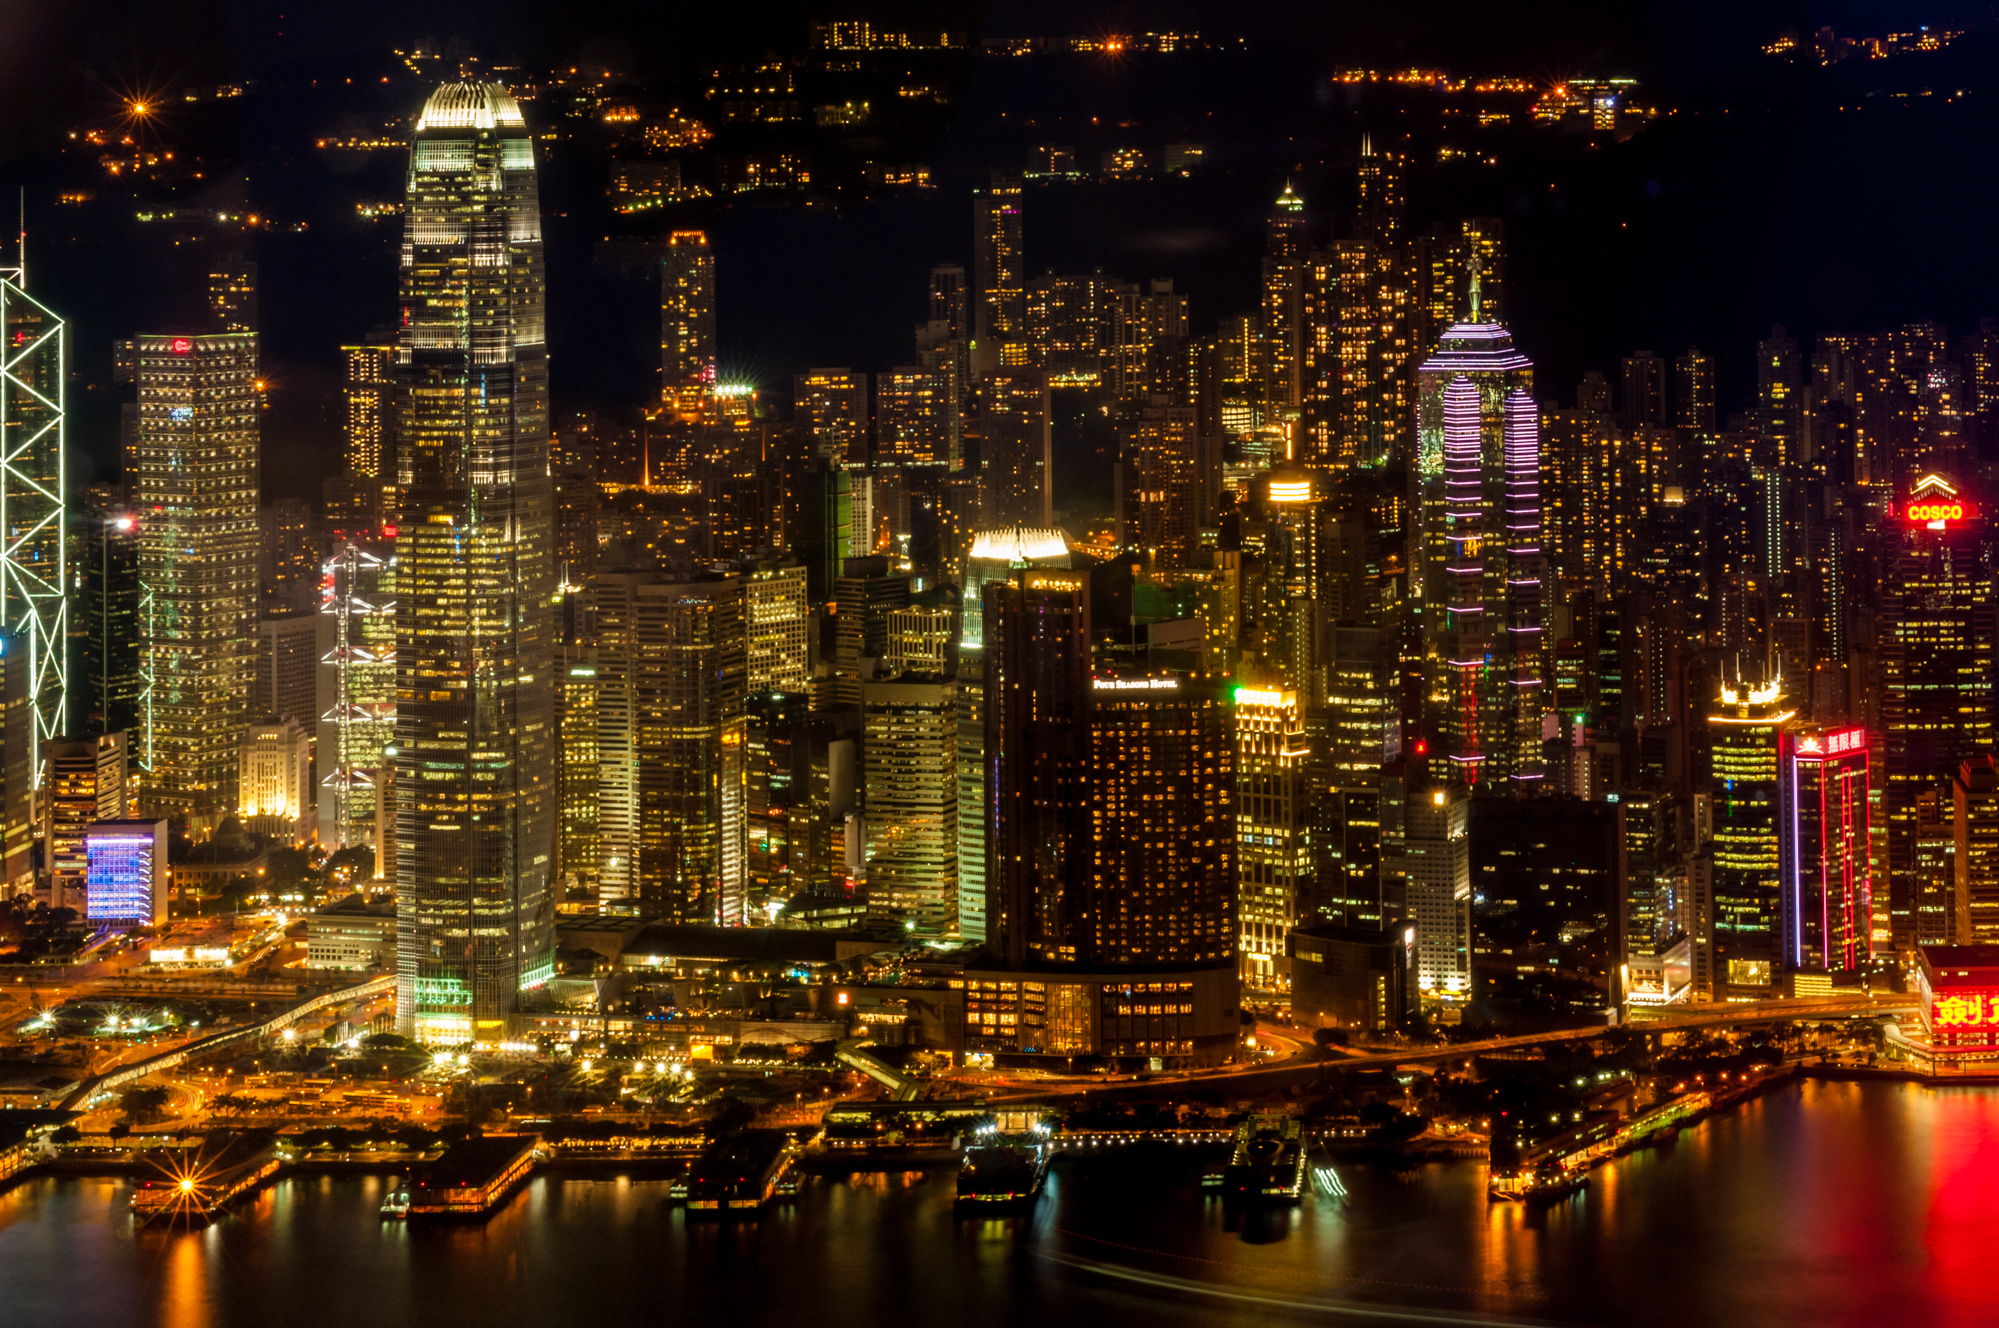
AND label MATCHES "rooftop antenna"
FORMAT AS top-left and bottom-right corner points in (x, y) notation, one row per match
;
(1468, 250), (1483, 322)
(15, 187), (24, 286)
